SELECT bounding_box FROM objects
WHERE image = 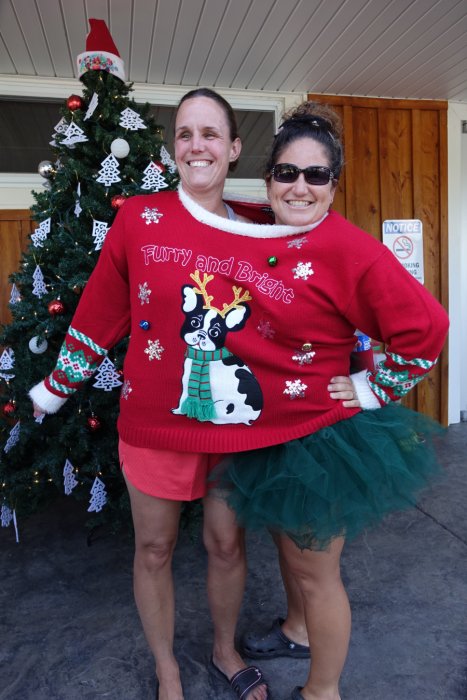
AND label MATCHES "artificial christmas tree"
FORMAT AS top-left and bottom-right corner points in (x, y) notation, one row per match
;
(0, 19), (178, 535)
